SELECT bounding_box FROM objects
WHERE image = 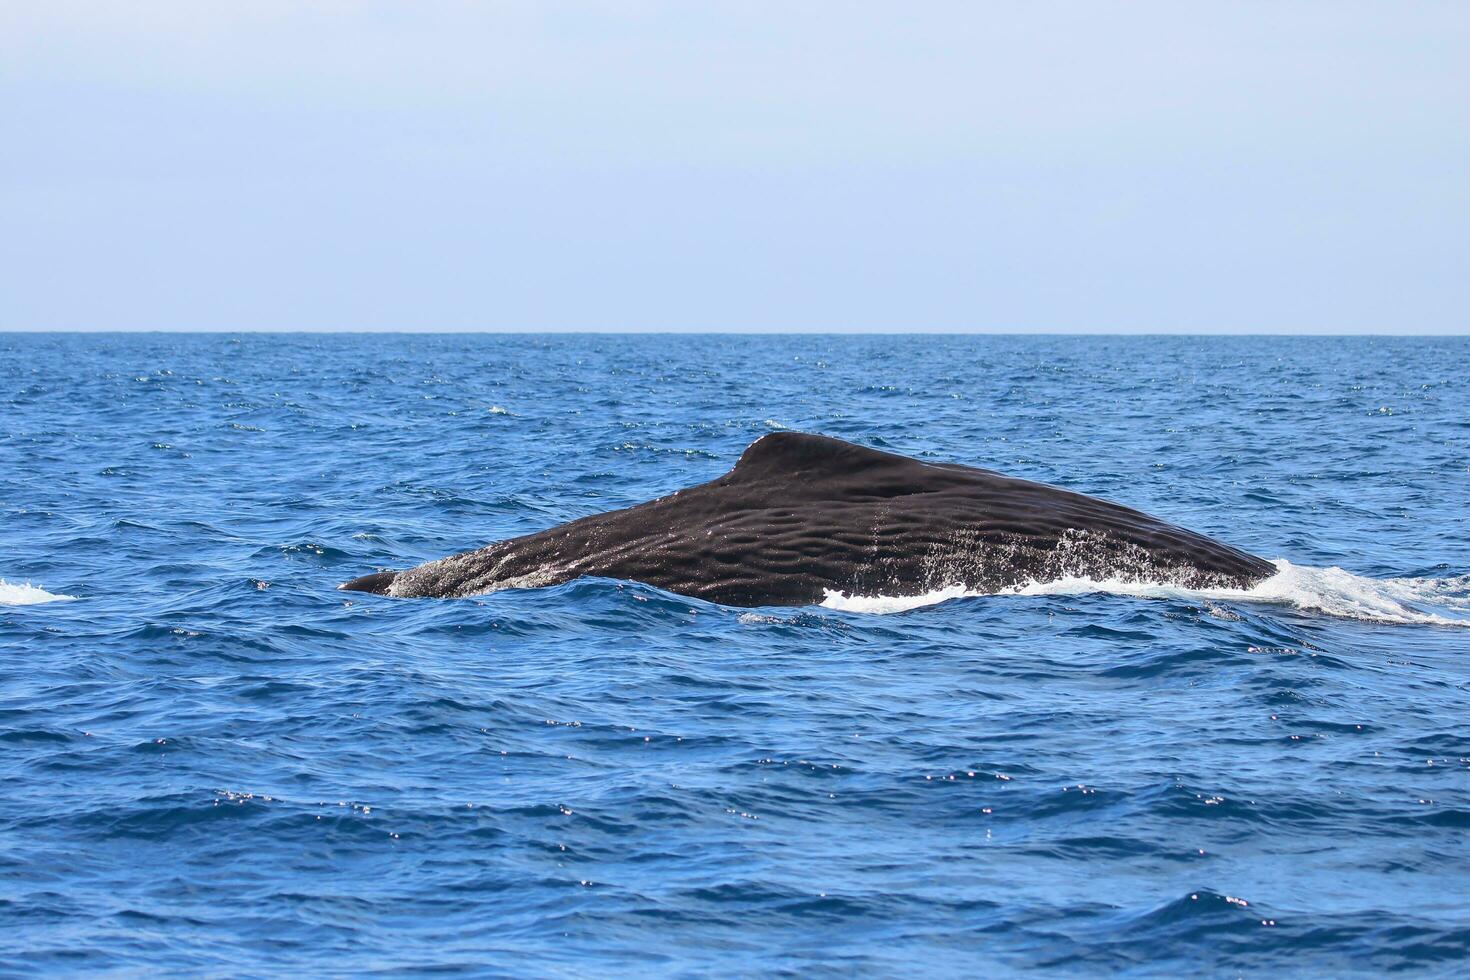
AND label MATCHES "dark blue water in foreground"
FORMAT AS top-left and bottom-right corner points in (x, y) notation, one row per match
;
(2, 334), (1468, 976)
